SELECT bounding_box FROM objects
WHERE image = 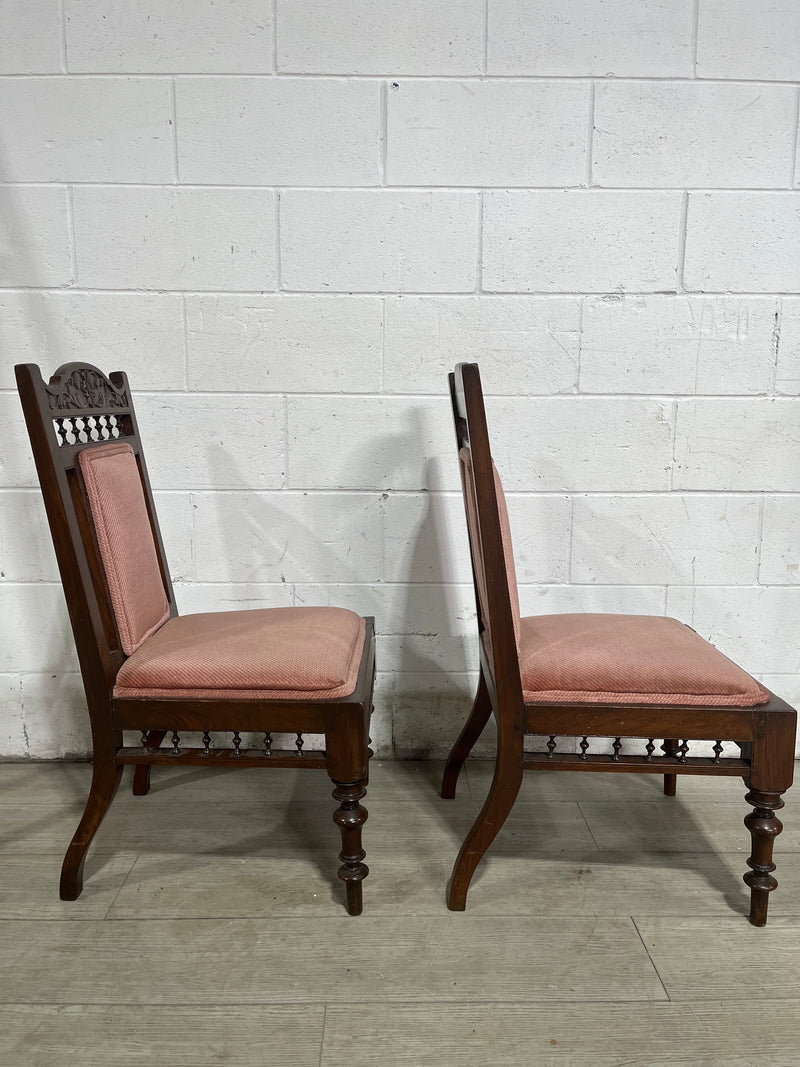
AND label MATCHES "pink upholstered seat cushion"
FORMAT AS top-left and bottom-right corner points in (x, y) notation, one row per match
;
(114, 606), (366, 700)
(78, 442), (169, 655)
(520, 613), (769, 707)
